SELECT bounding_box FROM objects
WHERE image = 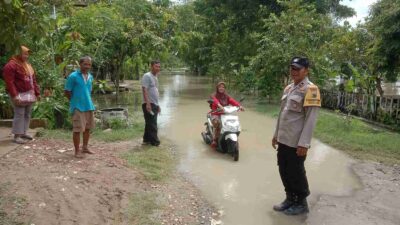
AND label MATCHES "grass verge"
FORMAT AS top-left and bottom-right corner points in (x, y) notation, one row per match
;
(121, 145), (174, 181)
(37, 122), (144, 143)
(125, 192), (160, 225)
(122, 144), (175, 224)
(315, 110), (400, 164)
(256, 104), (400, 164)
